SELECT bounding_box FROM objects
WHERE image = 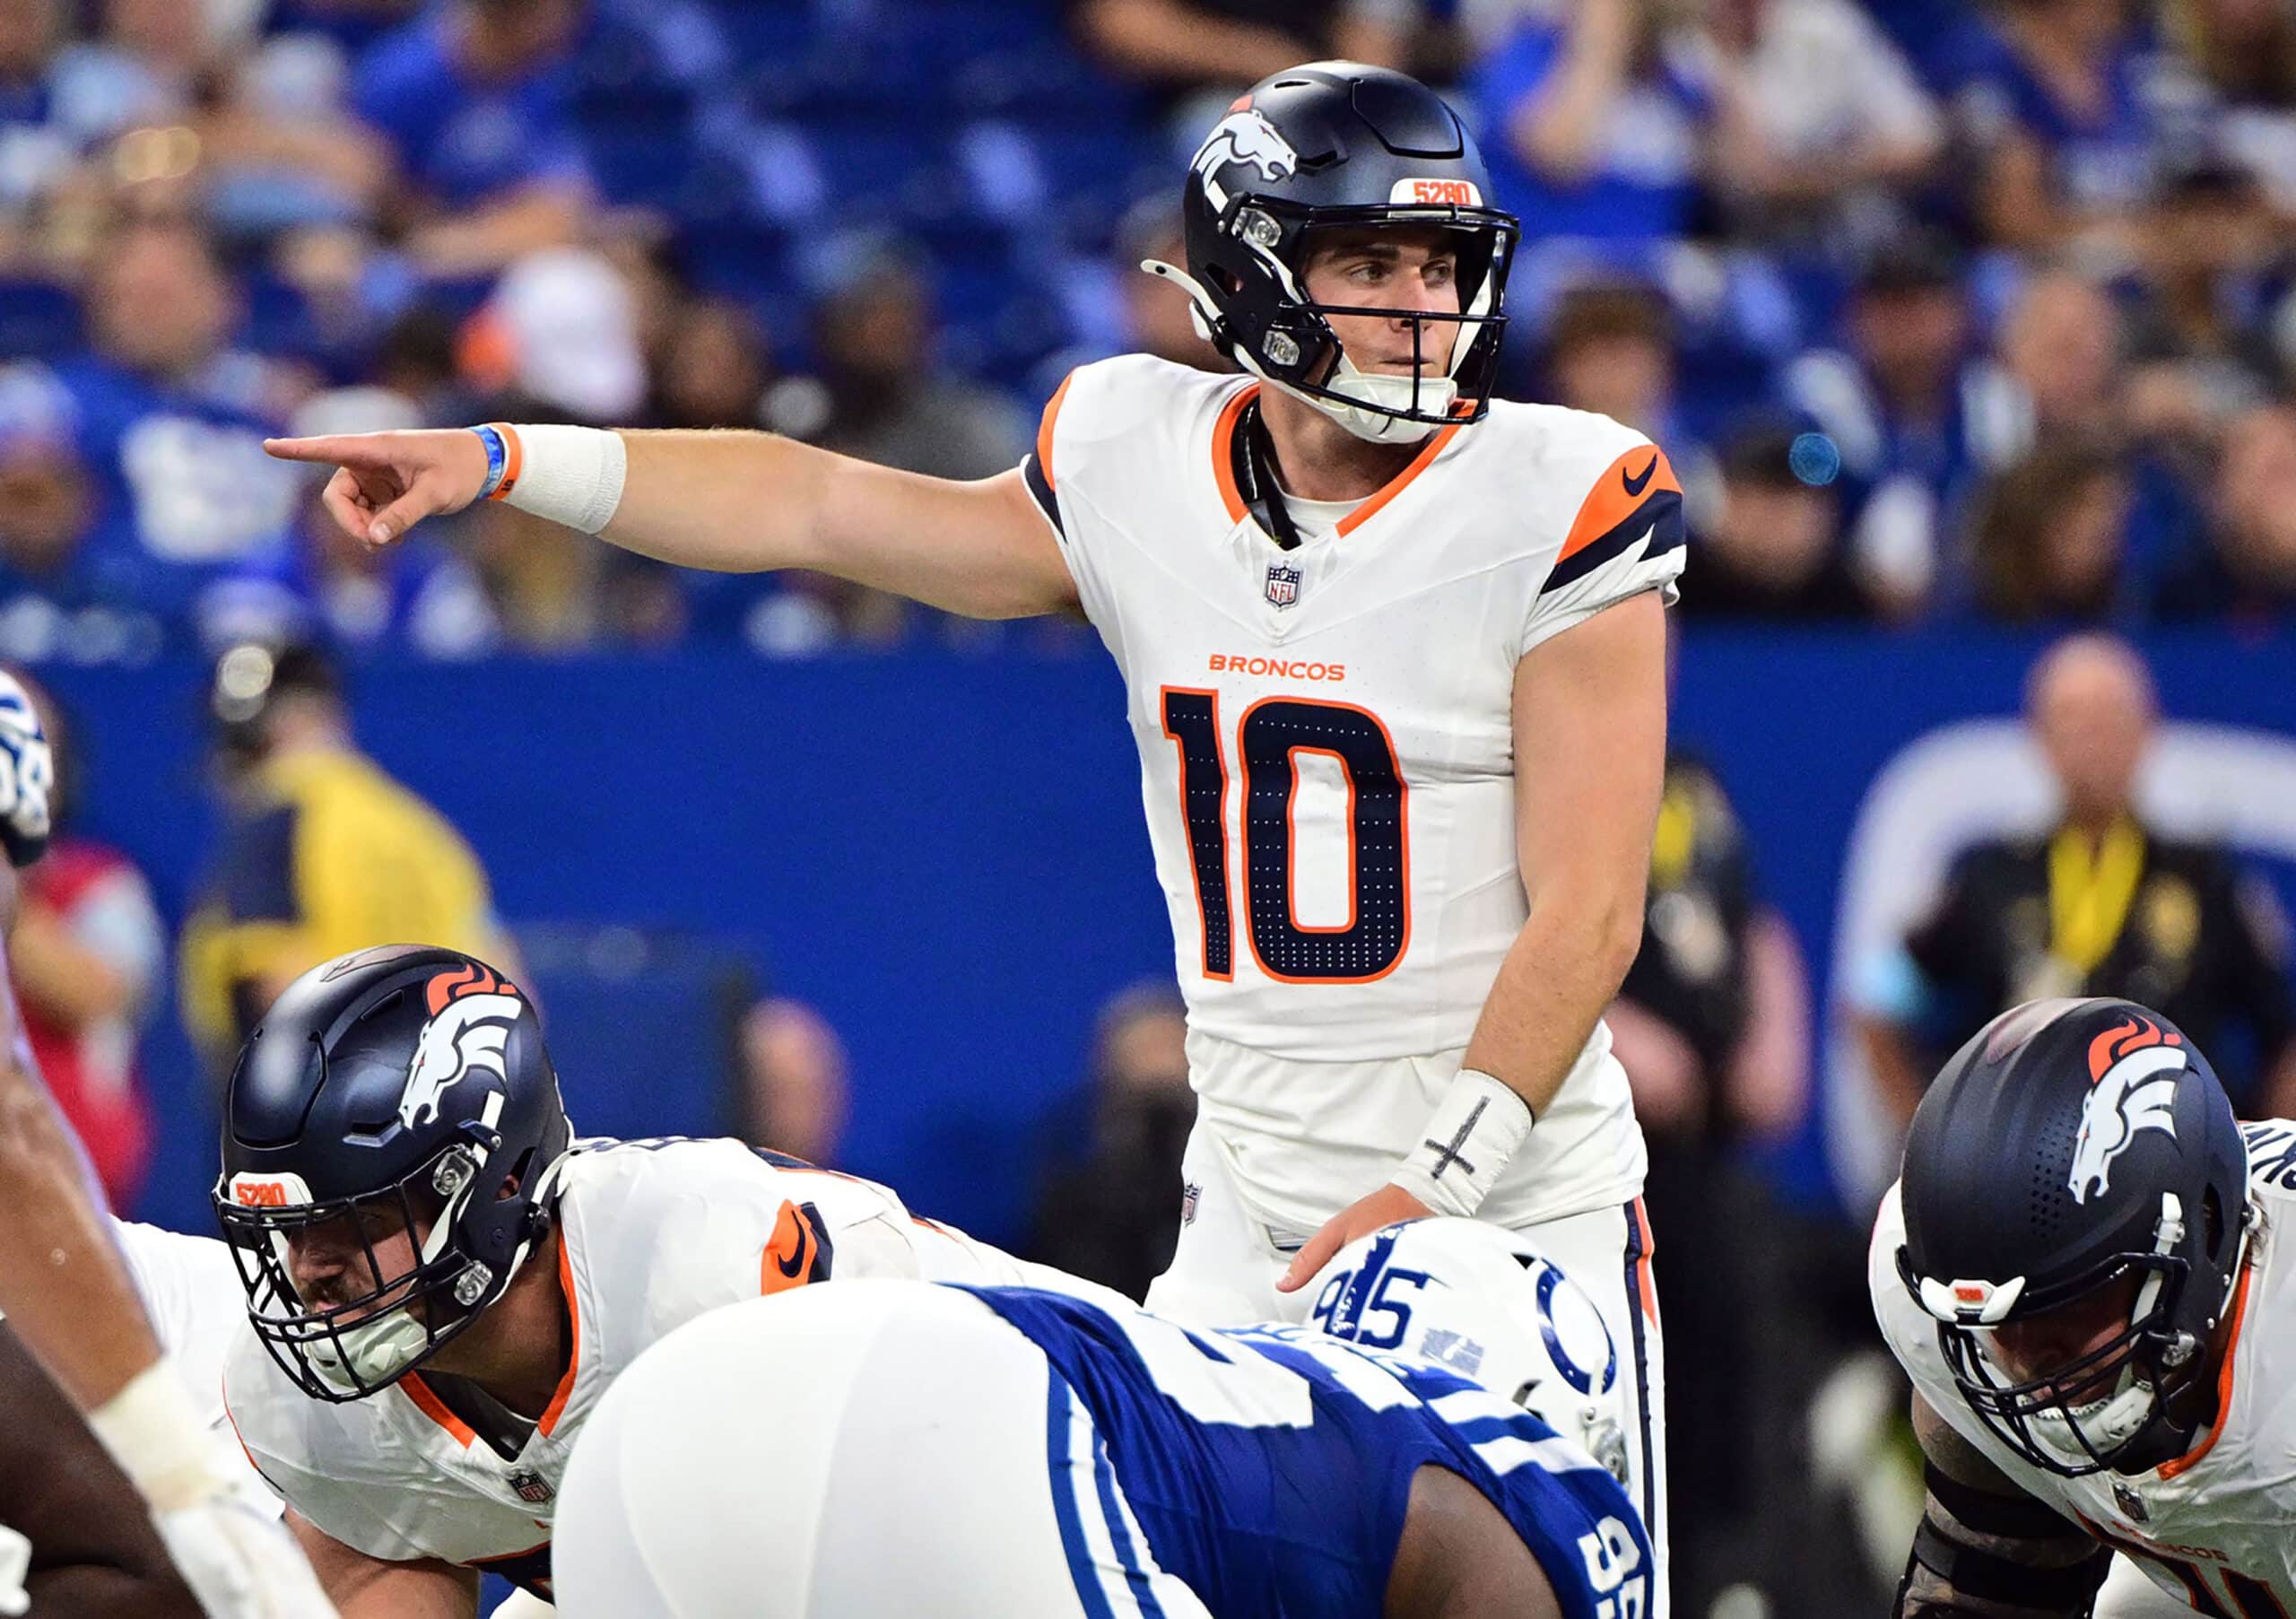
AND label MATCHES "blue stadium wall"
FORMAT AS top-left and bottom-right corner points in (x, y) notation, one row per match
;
(52, 627), (2296, 1247)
